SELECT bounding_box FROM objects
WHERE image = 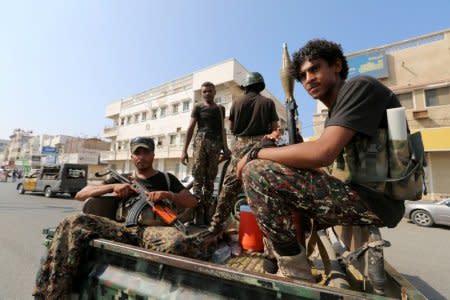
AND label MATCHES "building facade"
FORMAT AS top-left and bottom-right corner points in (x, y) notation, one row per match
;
(4, 130), (110, 177)
(102, 59), (288, 178)
(313, 29), (450, 199)
(0, 139), (9, 166)
(6, 129), (34, 168)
